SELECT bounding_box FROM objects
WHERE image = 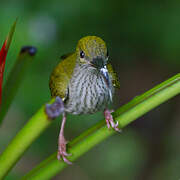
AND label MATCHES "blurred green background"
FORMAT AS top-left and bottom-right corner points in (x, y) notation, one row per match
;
(0, 0), (180, 179)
